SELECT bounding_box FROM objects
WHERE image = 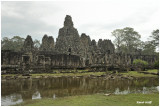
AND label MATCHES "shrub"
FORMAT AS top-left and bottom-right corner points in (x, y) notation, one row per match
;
(133, 59), (148, 71)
